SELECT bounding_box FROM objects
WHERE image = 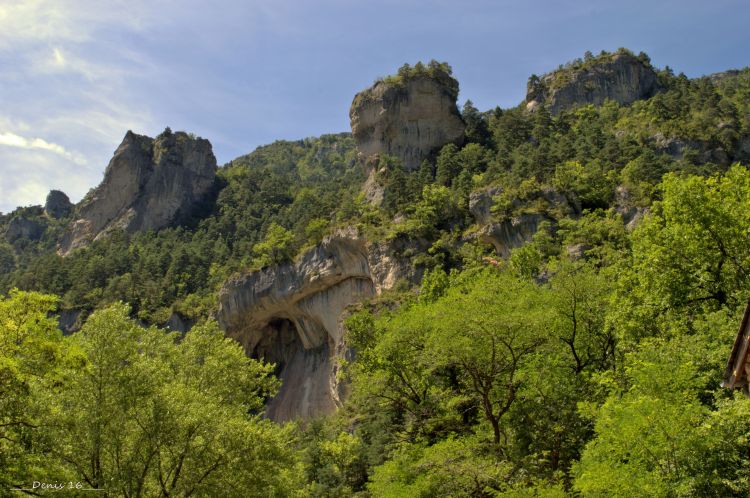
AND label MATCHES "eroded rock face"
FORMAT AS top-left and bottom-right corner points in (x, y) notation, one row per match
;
(468, 186), (576, 257)
(218, 228), (419, 421)
(566, 243), (591, 261)
(164, 312), (194, 334)
(478, 214), (548, 258)
(58, 309), (83, 335)
(44, 190), (73, 219)
(526, 52), (659, 115)
(651, 133), (730, 166)
(615, 185), (649, 231)
(350, 72), (465, 170)
(469, 186), (503, 225)
(5, 216), (45, 242)
(59, 129), (216, 255)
